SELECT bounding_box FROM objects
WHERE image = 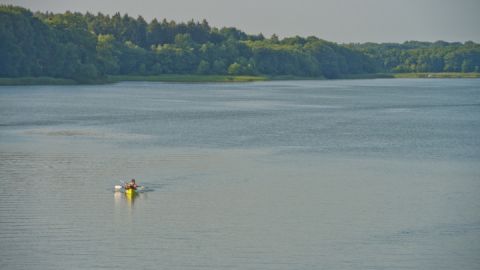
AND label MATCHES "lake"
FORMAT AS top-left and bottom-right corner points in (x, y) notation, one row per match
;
(0, 79), (479, 269)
